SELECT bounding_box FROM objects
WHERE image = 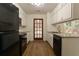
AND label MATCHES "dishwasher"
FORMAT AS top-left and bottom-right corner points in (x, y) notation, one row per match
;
(53, 34), (62, 56)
